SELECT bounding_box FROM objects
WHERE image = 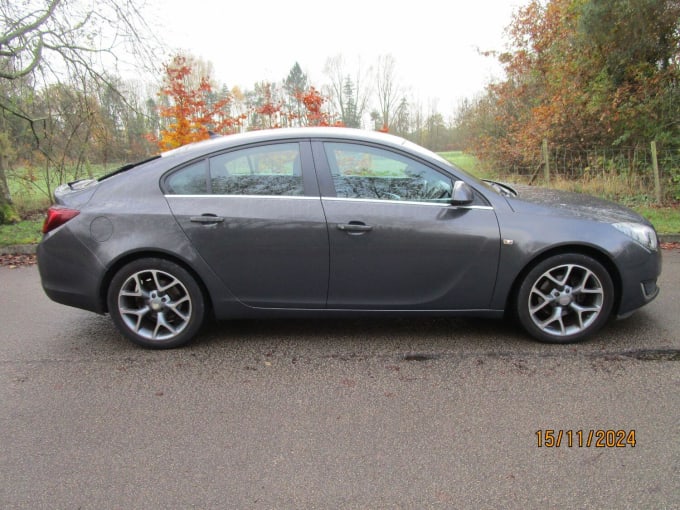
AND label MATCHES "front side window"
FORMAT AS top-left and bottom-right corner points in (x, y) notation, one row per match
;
(210, 143), (303, 196)
(324, 142), (452, 203)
